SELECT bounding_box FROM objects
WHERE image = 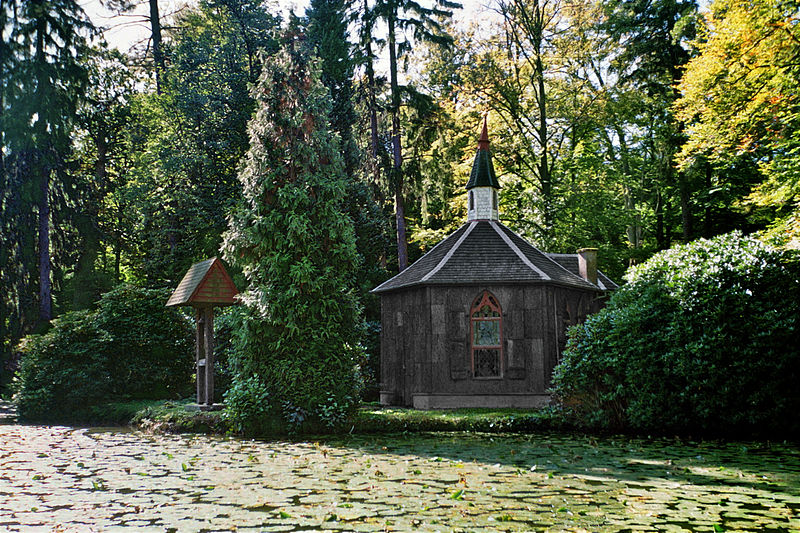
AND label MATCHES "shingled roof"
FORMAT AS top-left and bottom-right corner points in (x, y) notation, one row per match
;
(372, 221), (603, 293)
(166, 257), (239, 307)
(546, 253), (619, 291)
